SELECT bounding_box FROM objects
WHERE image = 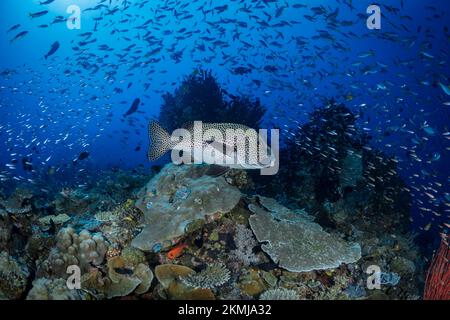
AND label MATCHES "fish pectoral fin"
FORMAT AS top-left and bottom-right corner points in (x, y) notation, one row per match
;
(206, 140), (236, 154)
(205, 164), (230, 177)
